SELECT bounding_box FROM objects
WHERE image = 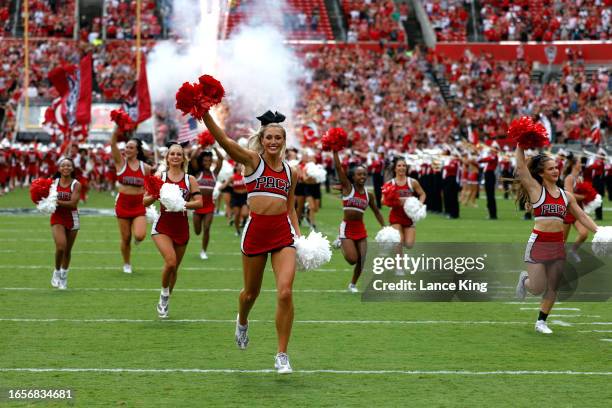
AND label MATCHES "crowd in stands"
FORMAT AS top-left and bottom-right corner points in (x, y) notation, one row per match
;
(23, 0), (76, 38)
(422, 0), (469, 42)
(480, 0), (610, 42)
(343, 0), (407, 42)
(430, 48), (611, 144)
(103, 0), (162, 39)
